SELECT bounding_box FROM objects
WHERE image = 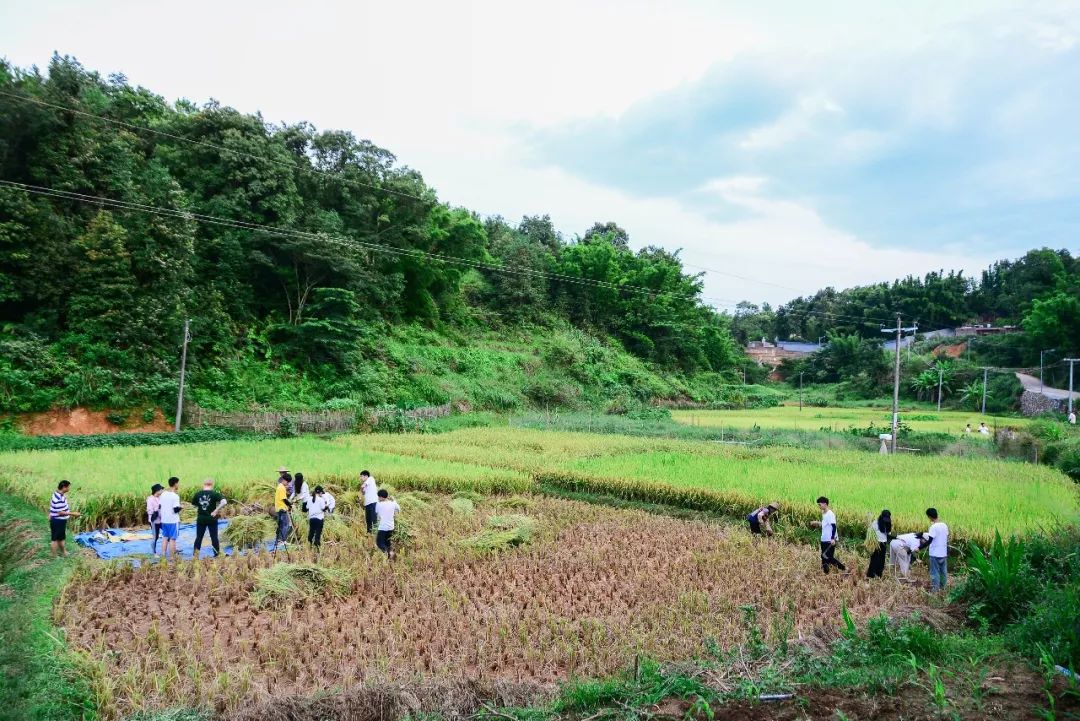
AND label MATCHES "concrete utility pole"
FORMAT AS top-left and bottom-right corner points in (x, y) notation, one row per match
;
(1040, 348), (1055, 393)
(880, 315), (918, 454)
(174, 319), (191, 433)
(1066, 358), (1079, 417)
(937, 366), (944, 412)
(981, 367), (989, 416)
(799, 371), (805, 412)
